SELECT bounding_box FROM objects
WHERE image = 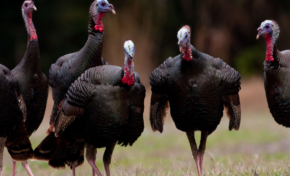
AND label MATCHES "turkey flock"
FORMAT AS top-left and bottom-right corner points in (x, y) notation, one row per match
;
(0, 0), (288, 176)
